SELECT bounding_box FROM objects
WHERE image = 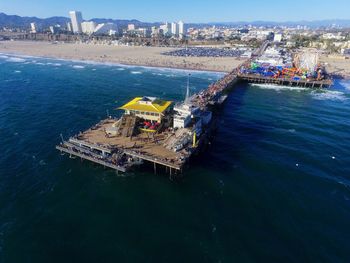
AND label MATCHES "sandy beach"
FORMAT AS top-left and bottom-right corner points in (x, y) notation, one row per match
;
(0, 41), (243, 72)
(320, 55), (350, 79)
